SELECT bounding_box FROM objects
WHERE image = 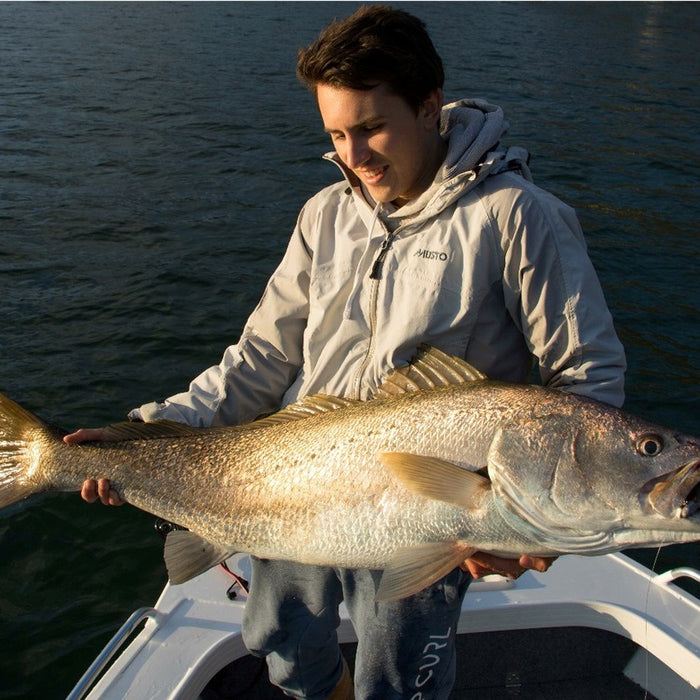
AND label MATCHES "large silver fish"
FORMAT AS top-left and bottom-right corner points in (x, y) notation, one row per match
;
(1, 347), (699, 600)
